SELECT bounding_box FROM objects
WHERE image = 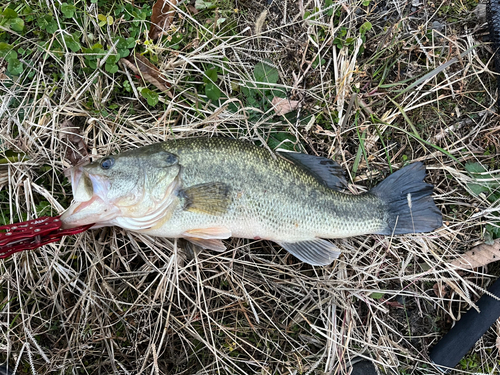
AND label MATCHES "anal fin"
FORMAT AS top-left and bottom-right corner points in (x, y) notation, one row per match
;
(276, 239), (341, 266)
